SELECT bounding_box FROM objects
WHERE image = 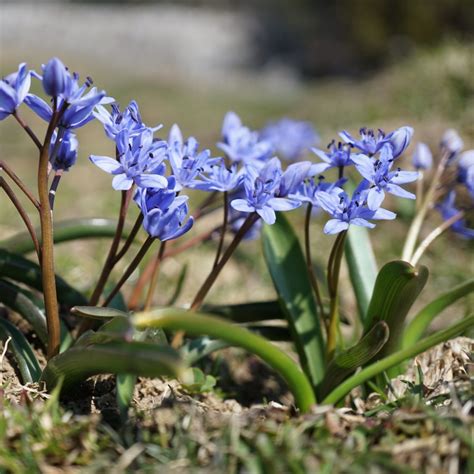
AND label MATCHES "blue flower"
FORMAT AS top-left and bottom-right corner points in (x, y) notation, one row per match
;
(339, 127), (389, 155)
(168, 124), (219, 191)
(412, 143), (433, 170)
(436, 191), (474, 239)
(260, 118), (319, 161)
(230, 158), (301, 224)
(217, 111), (273, 164)
(25, 65), (112, 129)
(49, 130), (78, 172)
(194, 159), (244, 192)
(316, 187), (396, 234)
(351, 145), (419, 210)
(278, 161), (314, 197)
(135, 179), (194, 241)
(0, 63), (31, 120)
(310, 140), (354, 174)
(94, 101), (161, 140)
(292, 175), (347, 207)
(90, 128), (168, 190)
